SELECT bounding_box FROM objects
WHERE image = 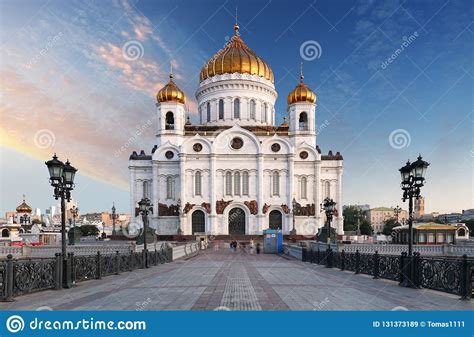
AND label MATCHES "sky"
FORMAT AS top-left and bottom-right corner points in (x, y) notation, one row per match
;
(0, 0), (472, 216)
